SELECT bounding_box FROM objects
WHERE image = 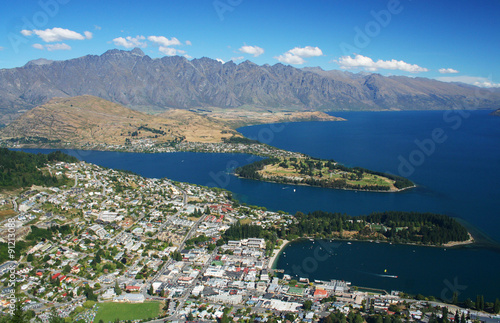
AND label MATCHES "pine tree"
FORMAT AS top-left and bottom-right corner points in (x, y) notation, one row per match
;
(476, 295), (485, 311)
(494, 298), (500, 314)
(452, 291), (459, 304)
(114, 280), (122, 295)
(460, 313), (466, 323)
